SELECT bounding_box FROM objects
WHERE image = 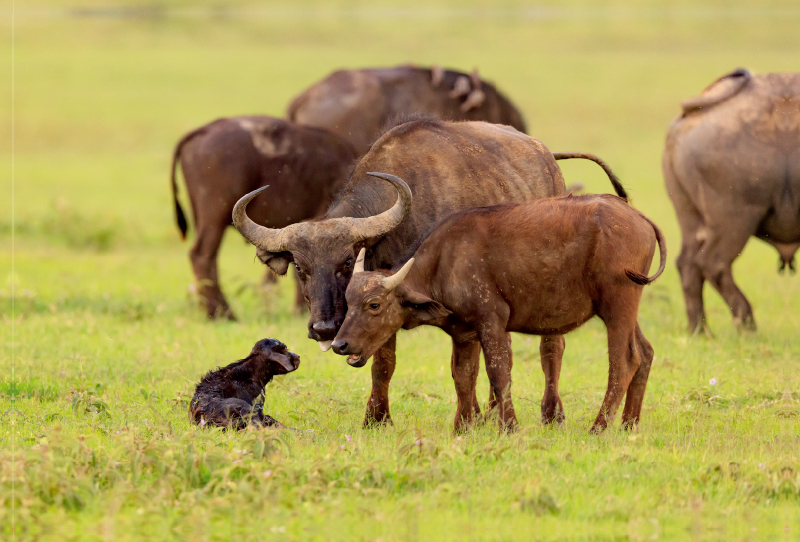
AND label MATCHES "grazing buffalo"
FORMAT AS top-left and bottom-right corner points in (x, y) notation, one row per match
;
(171, 116), (357, 319)
(332, 194), (666, 433)
(288, 65), (526, 154)
(233, 117), (627, 426)
(663, 69), (800, 333)
(190, 338), (300, 430)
